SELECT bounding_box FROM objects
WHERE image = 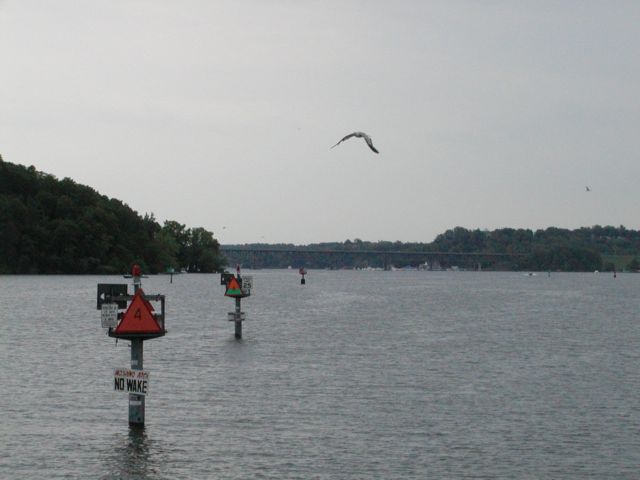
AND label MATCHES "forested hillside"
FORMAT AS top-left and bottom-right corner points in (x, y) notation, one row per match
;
(430, 226), (639, 271)
(0, 160), (224, 274)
